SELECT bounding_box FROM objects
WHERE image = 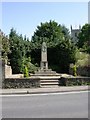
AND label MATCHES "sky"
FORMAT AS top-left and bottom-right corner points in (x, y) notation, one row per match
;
(2, 2), (88, 40)
(88, 1), (90, 23)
